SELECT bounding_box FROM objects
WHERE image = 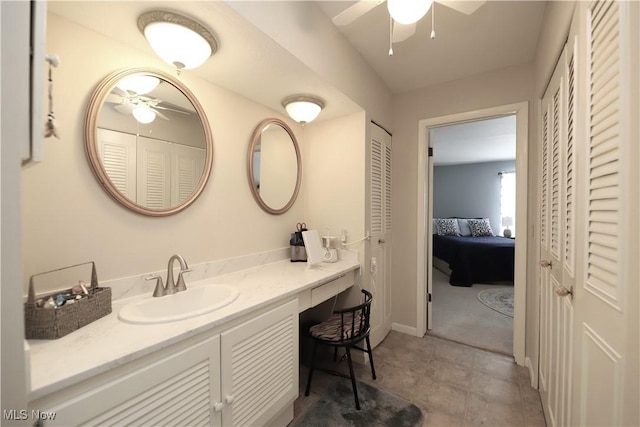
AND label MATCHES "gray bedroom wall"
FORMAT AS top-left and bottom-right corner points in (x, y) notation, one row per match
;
(433, 160), (515, 234)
